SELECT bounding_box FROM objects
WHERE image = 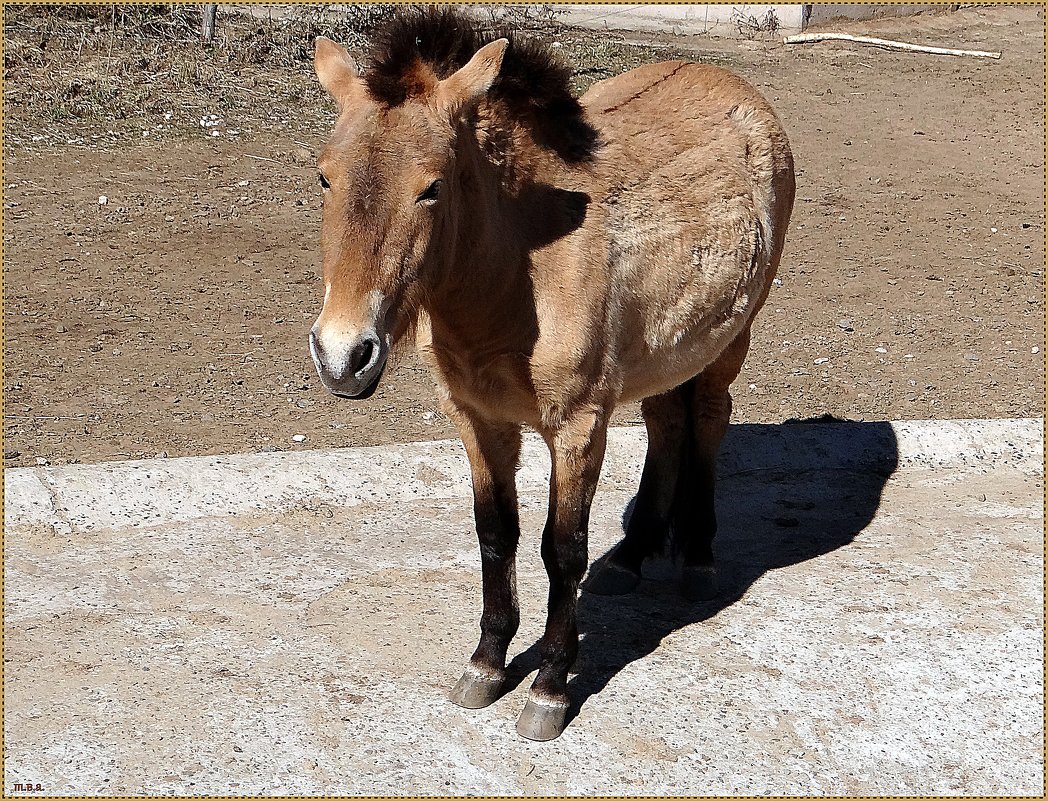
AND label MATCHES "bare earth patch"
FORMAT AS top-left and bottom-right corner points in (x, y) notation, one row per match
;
(3, 5), (1043, 467)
